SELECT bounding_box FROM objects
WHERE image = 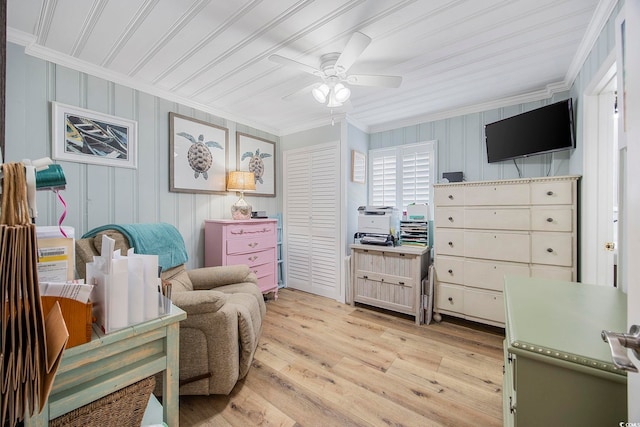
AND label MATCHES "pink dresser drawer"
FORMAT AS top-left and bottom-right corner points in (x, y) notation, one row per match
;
(227, 248), (276, 268)
(248, 261), (276, 279)
(227, 236), (274, 255)
(225, 223), (276, 239)
(257, 273), (277, 294)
